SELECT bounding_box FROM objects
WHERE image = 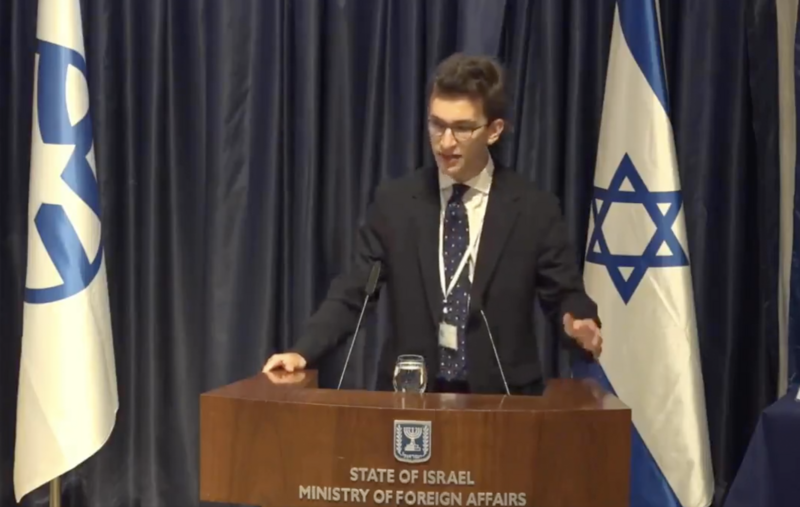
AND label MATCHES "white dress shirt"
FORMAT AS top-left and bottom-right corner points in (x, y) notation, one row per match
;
(437, 156), (494, 292)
